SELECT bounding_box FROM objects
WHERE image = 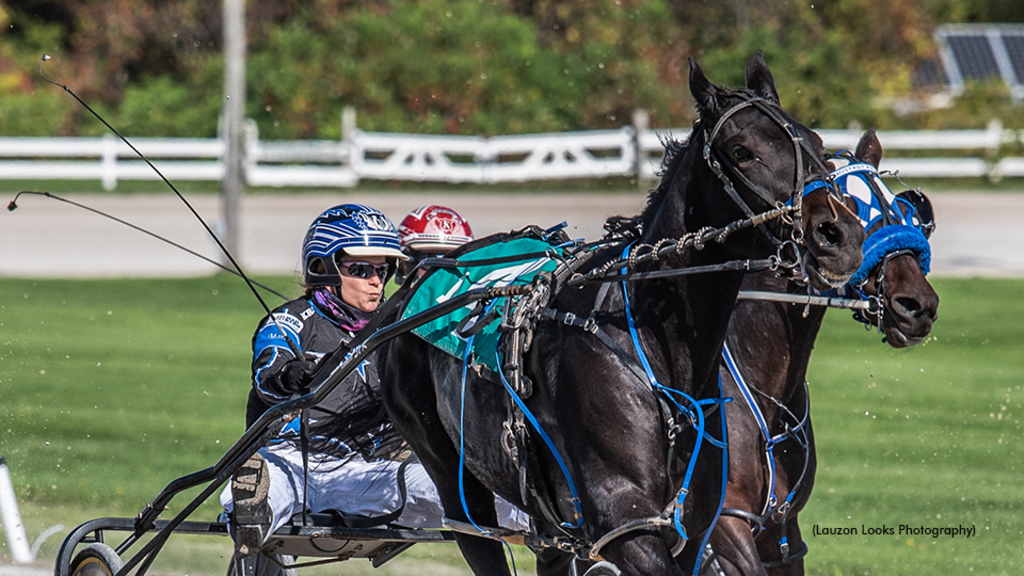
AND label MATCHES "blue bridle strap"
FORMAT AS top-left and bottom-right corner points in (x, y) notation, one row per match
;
(619, 245), (729, 546)
(721, 343), (810, 532)
(496, 352), (585, 529)
(794, 178), (829, 201)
